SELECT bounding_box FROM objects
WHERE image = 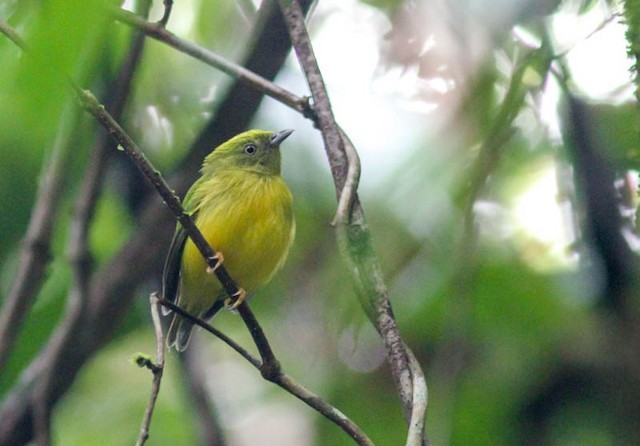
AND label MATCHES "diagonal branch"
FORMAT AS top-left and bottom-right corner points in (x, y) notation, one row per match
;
(109, 5), (309, 115)
(75, 88), (242, 300)
(157, 298), (374, 446)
